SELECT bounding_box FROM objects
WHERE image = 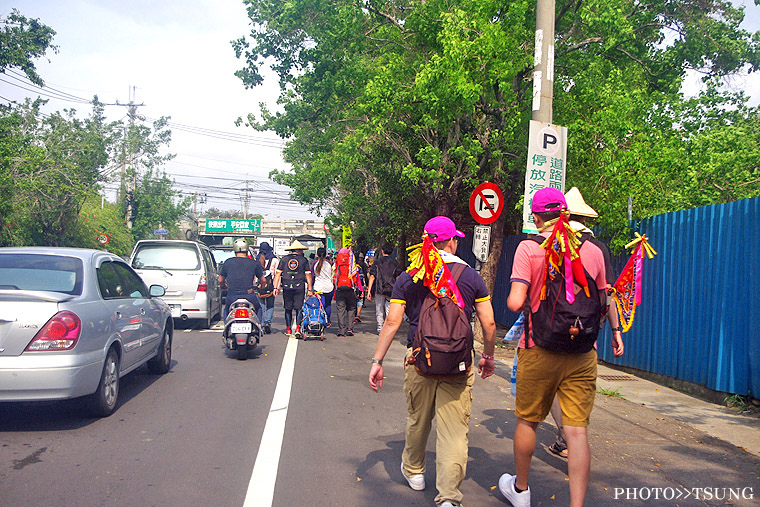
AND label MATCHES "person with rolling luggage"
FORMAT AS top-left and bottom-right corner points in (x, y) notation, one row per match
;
(272, 240), (313, 338)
